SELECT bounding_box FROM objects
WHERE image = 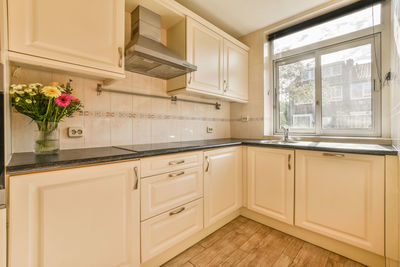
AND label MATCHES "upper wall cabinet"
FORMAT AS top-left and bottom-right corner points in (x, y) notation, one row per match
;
(186, 17), (224, 96)
(7, 0), (125, 79)
(167, 17), (249, 103)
